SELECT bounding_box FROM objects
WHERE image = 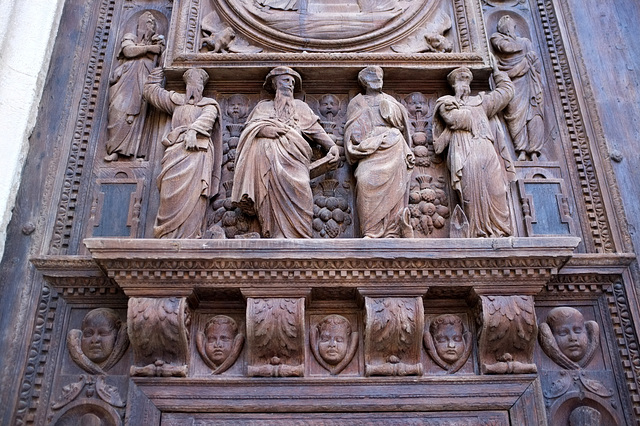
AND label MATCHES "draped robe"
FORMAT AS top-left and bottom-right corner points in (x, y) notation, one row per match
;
(344, 93), (413, 238)
(232, 99), (329, 238)
(433, 72), (515, 237)
(144, 71), (223, 239)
